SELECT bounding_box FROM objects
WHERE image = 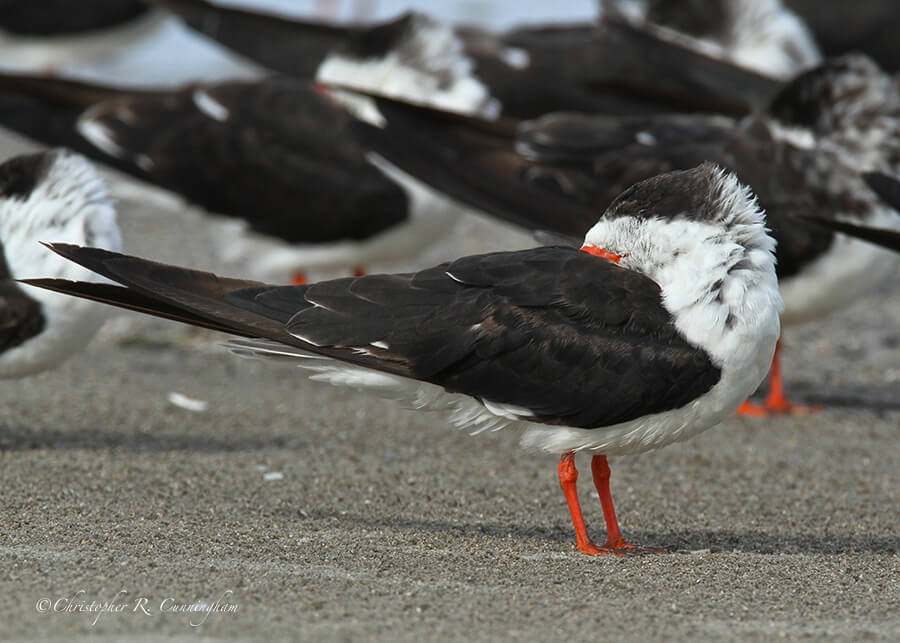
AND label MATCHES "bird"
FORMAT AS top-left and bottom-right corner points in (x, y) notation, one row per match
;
(0, 73), (470, 284)
(0, 0), (168, 72)
(598, 0), (821, 77)
(349, 53), (900, 416)
(149, 0), (787, 119)
(23, 163), (784, 554)
(0, 148), (121, 378)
